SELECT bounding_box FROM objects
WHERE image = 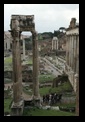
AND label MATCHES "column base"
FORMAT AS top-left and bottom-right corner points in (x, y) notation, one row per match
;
(31, 95), (41, 107)
(11, 100), (24, 116)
